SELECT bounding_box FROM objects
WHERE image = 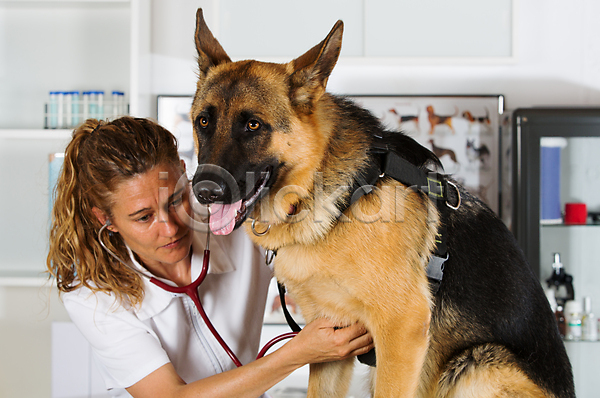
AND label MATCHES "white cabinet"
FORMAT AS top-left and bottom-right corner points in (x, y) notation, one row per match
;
(0, 0), (151, 281)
